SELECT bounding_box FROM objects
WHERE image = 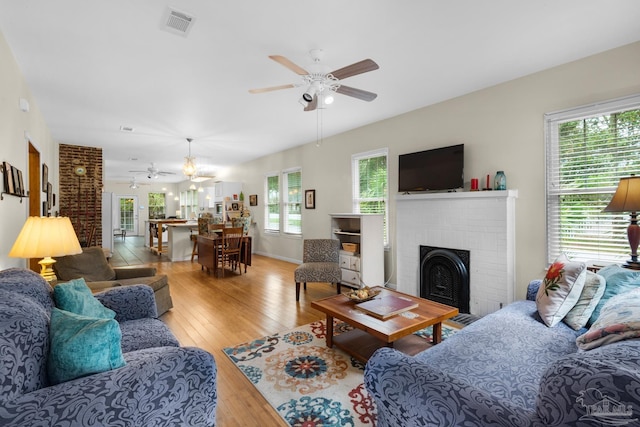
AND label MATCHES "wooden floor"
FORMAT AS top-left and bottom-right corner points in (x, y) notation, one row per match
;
(111, 237), (337, 426)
